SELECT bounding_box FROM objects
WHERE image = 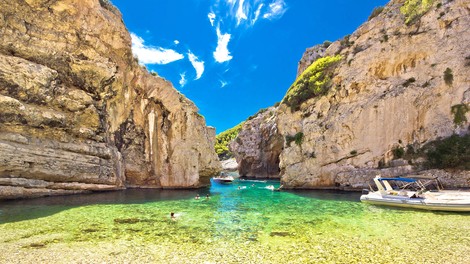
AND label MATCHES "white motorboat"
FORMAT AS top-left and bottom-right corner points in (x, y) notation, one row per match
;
(212, 175), (234, 184)
(360, 176), (470, 212)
